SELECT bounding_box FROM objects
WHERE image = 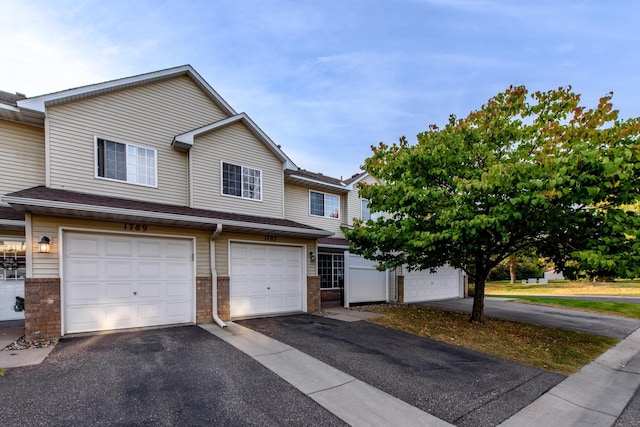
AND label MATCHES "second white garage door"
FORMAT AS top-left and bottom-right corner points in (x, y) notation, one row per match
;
(403, 265), (463, 303)
(63, 232), (194, 334)
(230, 243), (303, 317)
